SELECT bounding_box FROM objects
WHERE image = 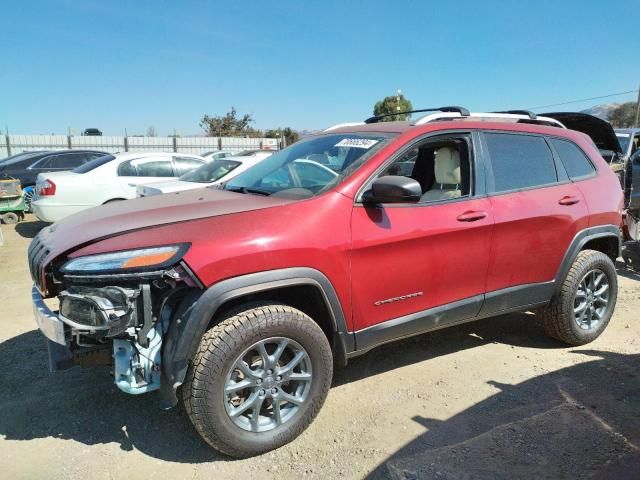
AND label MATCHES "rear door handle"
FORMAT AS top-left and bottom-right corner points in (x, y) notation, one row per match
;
(558, 196), (580, 206)
(457, 210), (488, 222)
